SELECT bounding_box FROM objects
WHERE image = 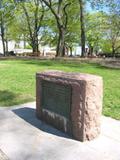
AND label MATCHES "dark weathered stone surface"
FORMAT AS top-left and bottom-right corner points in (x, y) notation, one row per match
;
(41, 80), (71, 119)
(36, 70), (103, 141)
